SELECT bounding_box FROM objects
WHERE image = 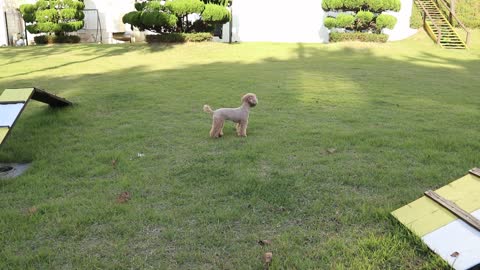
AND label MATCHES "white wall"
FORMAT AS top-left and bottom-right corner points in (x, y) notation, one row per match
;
(383, 0), (418, 41)
(222, 0), (415, 43)
(84, 0), (136, 43)
(225, 0), (329, 43)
